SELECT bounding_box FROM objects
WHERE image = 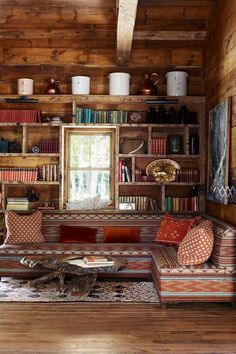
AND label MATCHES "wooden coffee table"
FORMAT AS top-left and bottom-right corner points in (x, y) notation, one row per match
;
(21, 255), (127, 297)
